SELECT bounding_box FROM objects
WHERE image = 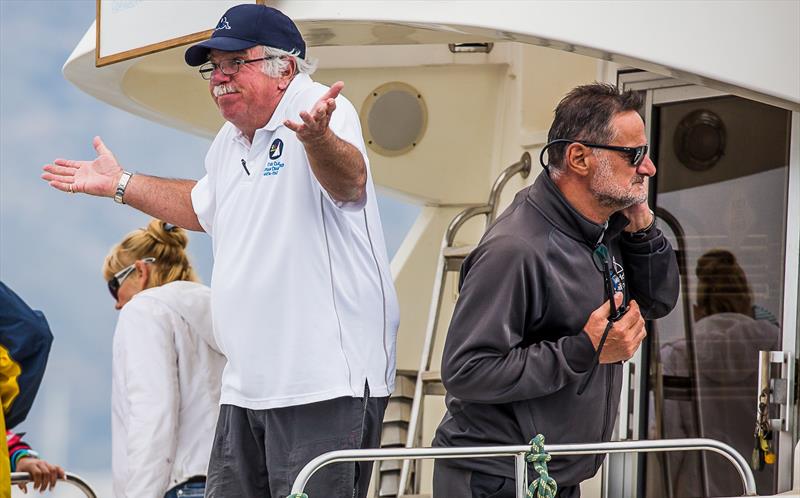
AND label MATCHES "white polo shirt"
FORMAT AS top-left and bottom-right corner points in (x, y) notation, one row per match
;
(191, 73), (399, 410)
